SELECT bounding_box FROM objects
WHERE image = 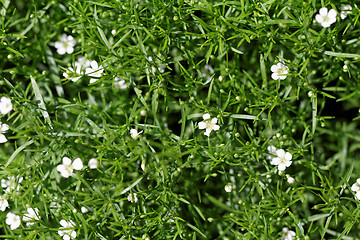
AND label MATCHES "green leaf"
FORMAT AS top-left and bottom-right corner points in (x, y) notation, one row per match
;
(324, 51), (360, 58)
